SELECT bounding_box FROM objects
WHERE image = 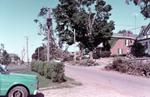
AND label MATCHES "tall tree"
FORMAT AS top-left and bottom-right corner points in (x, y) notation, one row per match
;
(53, 0), (115, 59)
(125, 0), (150, 18)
